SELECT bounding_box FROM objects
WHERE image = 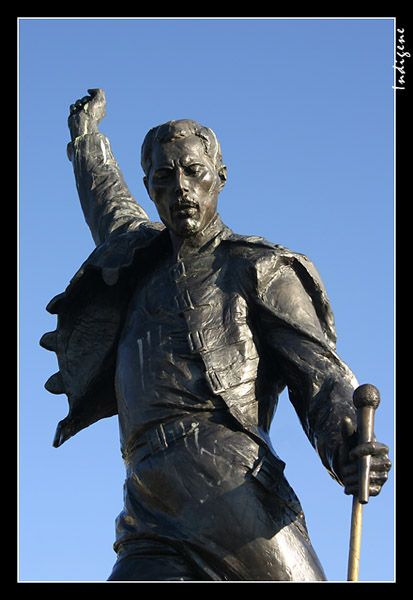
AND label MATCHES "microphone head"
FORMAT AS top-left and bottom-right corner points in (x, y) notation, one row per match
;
(353, 384), (381, 410)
